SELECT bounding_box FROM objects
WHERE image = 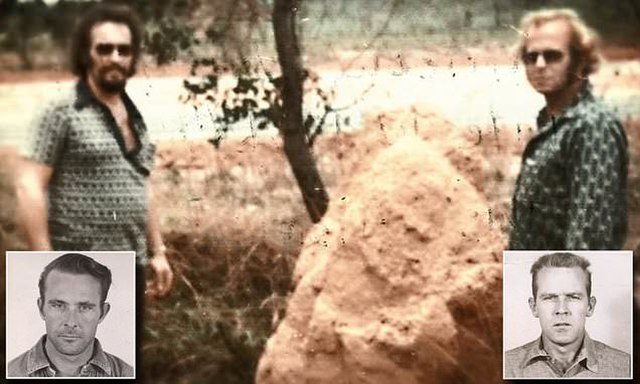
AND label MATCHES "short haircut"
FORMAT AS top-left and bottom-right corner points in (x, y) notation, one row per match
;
(518, 8), (601, 77)
(530, 252), (592, 299)
(38, 253), (112, 306)
(70, 3), (143, 78)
